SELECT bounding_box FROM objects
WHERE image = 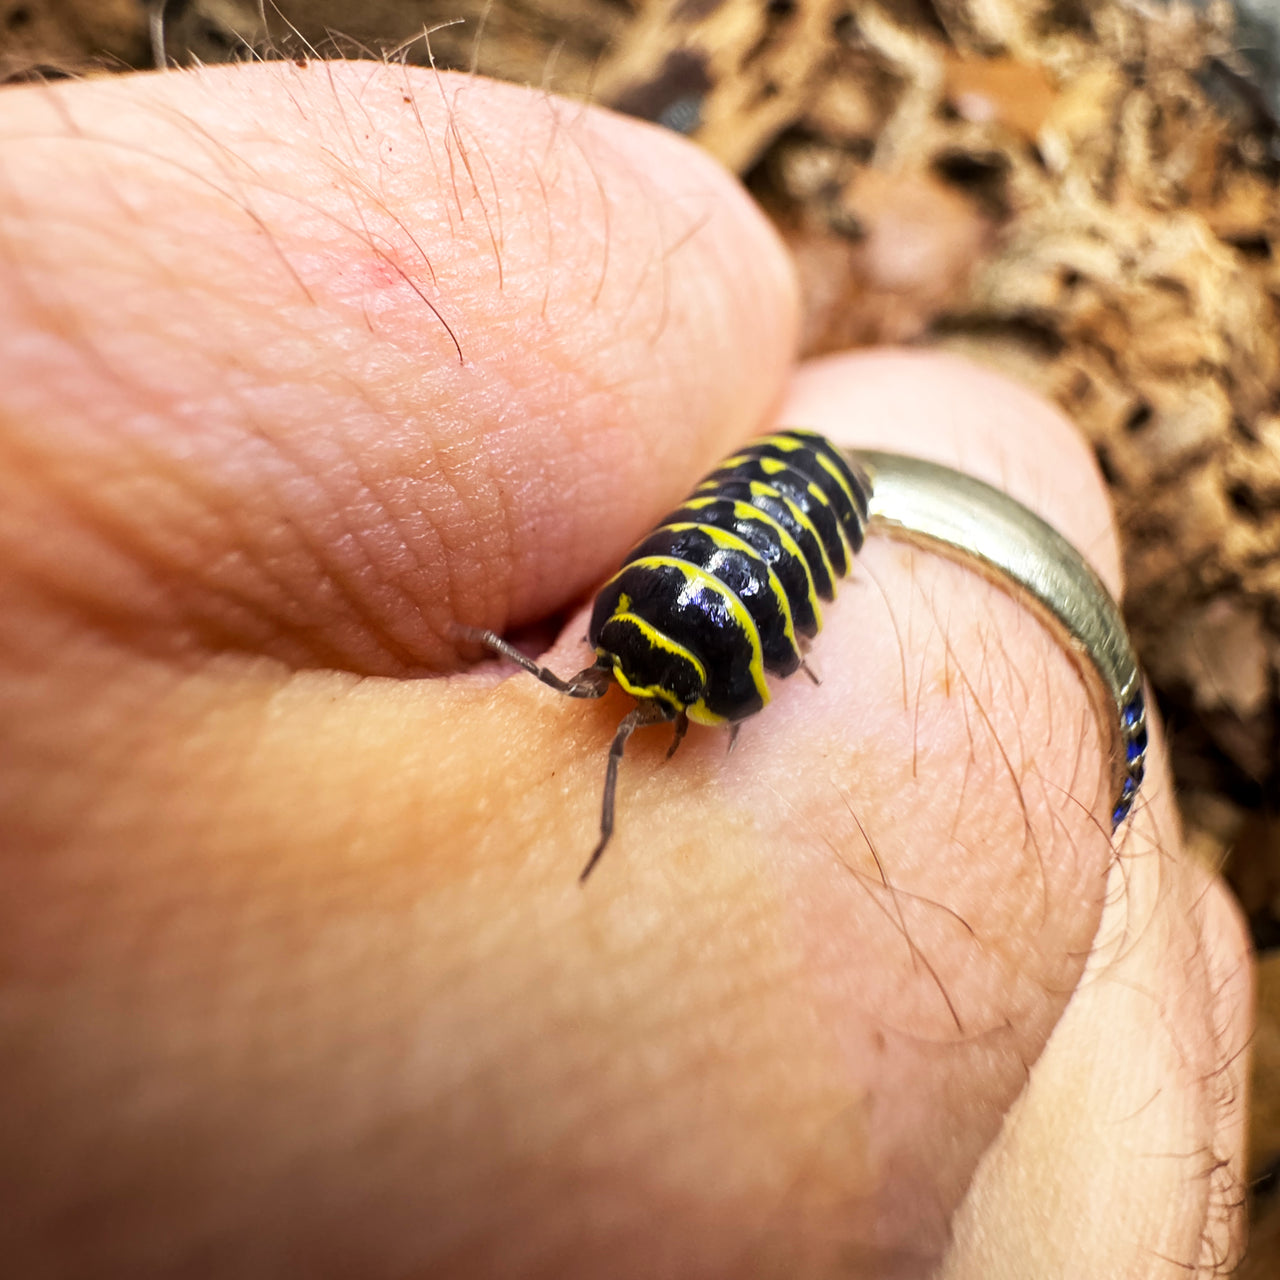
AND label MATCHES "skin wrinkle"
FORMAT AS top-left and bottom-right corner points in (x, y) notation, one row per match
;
(0, 435), (245, 662)
(146, 406), (385, 664)
(28, 364), (409, 669)
(442, 429), (520, 639)
(12, 317), (289, 670)
(302, 415), (463, 661)
(1, 228), (126, 402)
